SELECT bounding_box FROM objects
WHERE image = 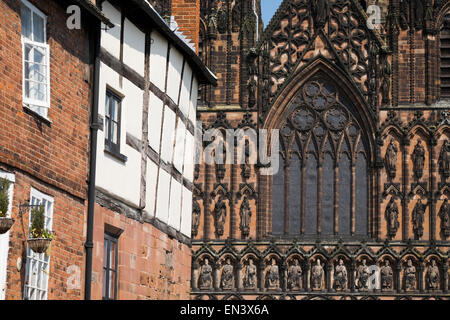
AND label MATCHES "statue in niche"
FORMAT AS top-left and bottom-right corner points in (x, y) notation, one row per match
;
(438, 140), (450, 182)
(384, 139), (398, 181)
(265, 258), (280, 290)
(243, 258), (257, 289)
(381, 55), (392, 105)
(404, 259), (417, 291)
(239, 197), (251, 238)
(380, 260), (394, 291)
(411, 139), (426, 180)
(221, 258), (234, 290)
(213, 196), (227, 237)
(426, 259), (440, 291)
(231, 0), (240, 33)
(192, 199), (201, 237)
(288, 259), (303, 290)
(311, 259), (324, 291)
(208, 2), (218, 37)
(247, 77), (256, 109)
(385, 197), (400, 239)
(414, 0), (424, 29)
(198, 258), (213, 289)
(311, 0), (329, 30)
(399, 0), (409, 29)
(217, 5), (228, 34)
(334, 259), (348, 291)
(412, 199), (426, 240)
(356, 259), (370, 291)
(439, 199), (450, 238)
